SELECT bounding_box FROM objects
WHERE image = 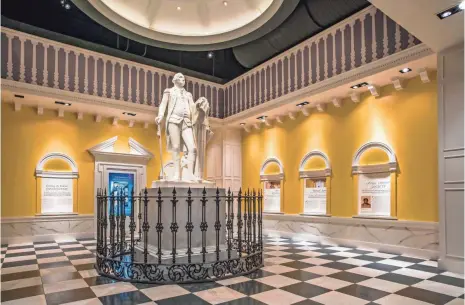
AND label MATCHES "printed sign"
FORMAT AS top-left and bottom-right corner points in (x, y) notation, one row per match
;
(358, 173), (391, 216)
(109, 172), (135, 216)
(304, 179), (326, 214)
(41, 178), (73, 214)
(264, 181), (281, 213)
